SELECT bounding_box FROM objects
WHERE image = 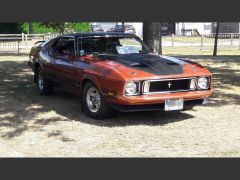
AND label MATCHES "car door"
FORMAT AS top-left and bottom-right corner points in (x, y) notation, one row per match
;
(49, 36), (79, 93)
